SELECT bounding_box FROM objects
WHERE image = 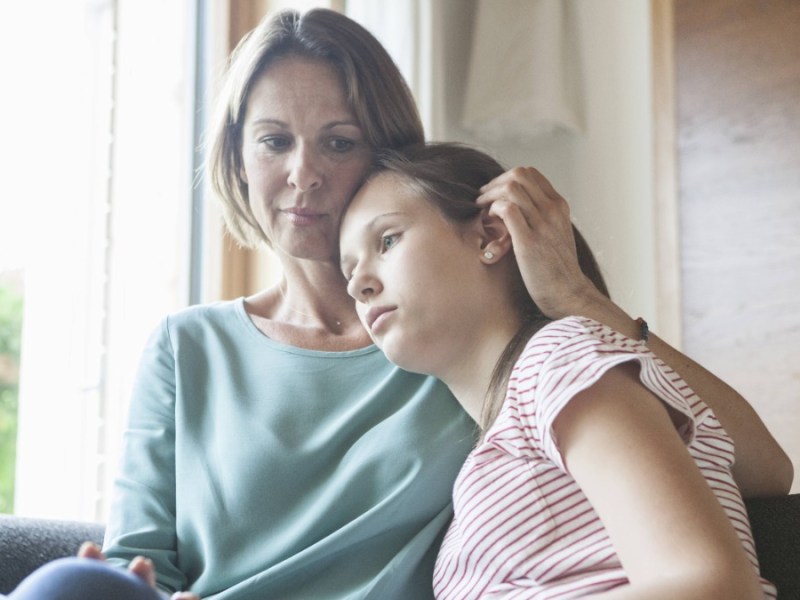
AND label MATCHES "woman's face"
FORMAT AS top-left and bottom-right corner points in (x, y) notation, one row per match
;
(239, 55), (371, 262)
(340, 174), (488, 376)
